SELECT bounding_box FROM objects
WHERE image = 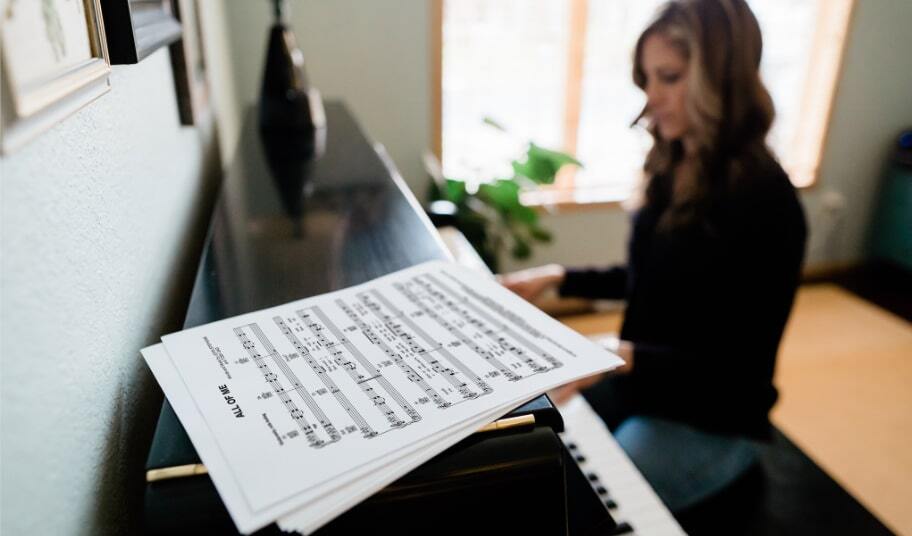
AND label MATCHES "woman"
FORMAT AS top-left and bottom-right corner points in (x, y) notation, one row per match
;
(501, 0), (806, 513)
